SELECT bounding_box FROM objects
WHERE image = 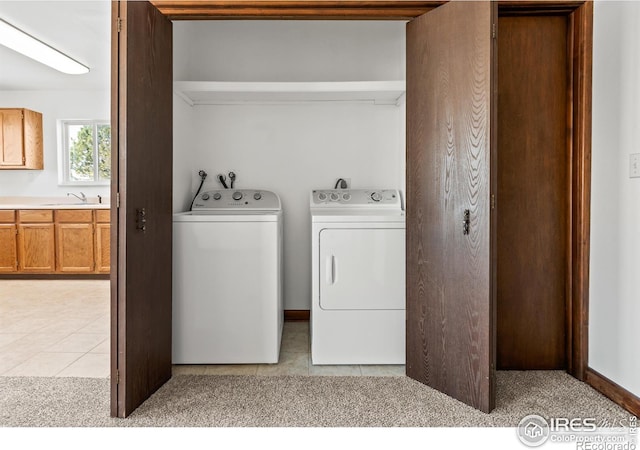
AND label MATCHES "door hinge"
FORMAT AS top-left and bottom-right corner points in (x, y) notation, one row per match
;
(491, 194), (496, 210)
(116, 192), (120, 209)
(492, 23), (496, 39)
(117, 17), (122, 33)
